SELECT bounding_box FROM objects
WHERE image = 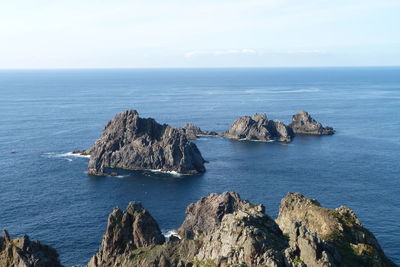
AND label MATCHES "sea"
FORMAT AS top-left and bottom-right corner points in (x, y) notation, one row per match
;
(0, 67), (399, 266)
